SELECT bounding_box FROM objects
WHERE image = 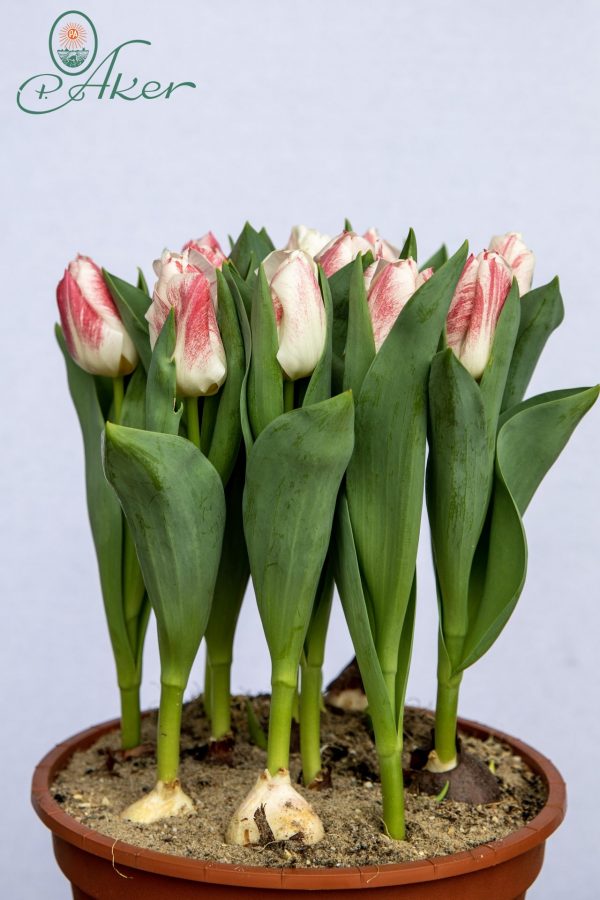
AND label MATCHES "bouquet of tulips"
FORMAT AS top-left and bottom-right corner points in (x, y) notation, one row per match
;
(56, 222), (597, 843)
